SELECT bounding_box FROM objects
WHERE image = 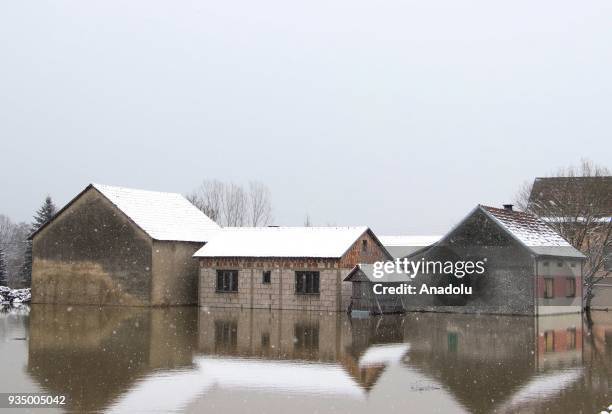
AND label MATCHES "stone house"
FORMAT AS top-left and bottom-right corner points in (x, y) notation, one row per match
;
(195, 226), (391, 312)
(30, 183), (220, 306)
